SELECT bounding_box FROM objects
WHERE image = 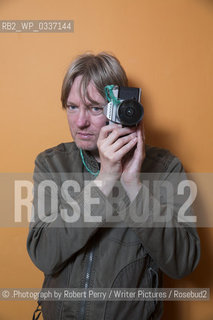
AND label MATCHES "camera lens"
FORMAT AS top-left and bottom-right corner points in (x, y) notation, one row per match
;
(126, 107), (135, 117)
(118, 99), (144, 126)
